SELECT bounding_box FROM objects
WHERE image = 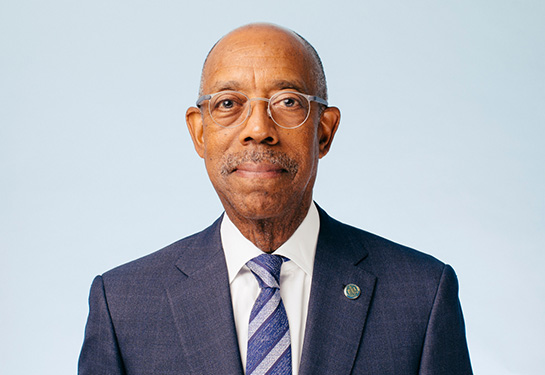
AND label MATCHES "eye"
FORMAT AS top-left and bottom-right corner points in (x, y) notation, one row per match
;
(211, 92), (246, 112)
(281, 97), (296, 107)
(219, 99), (234, 109)
(272, 92), (307, 111)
